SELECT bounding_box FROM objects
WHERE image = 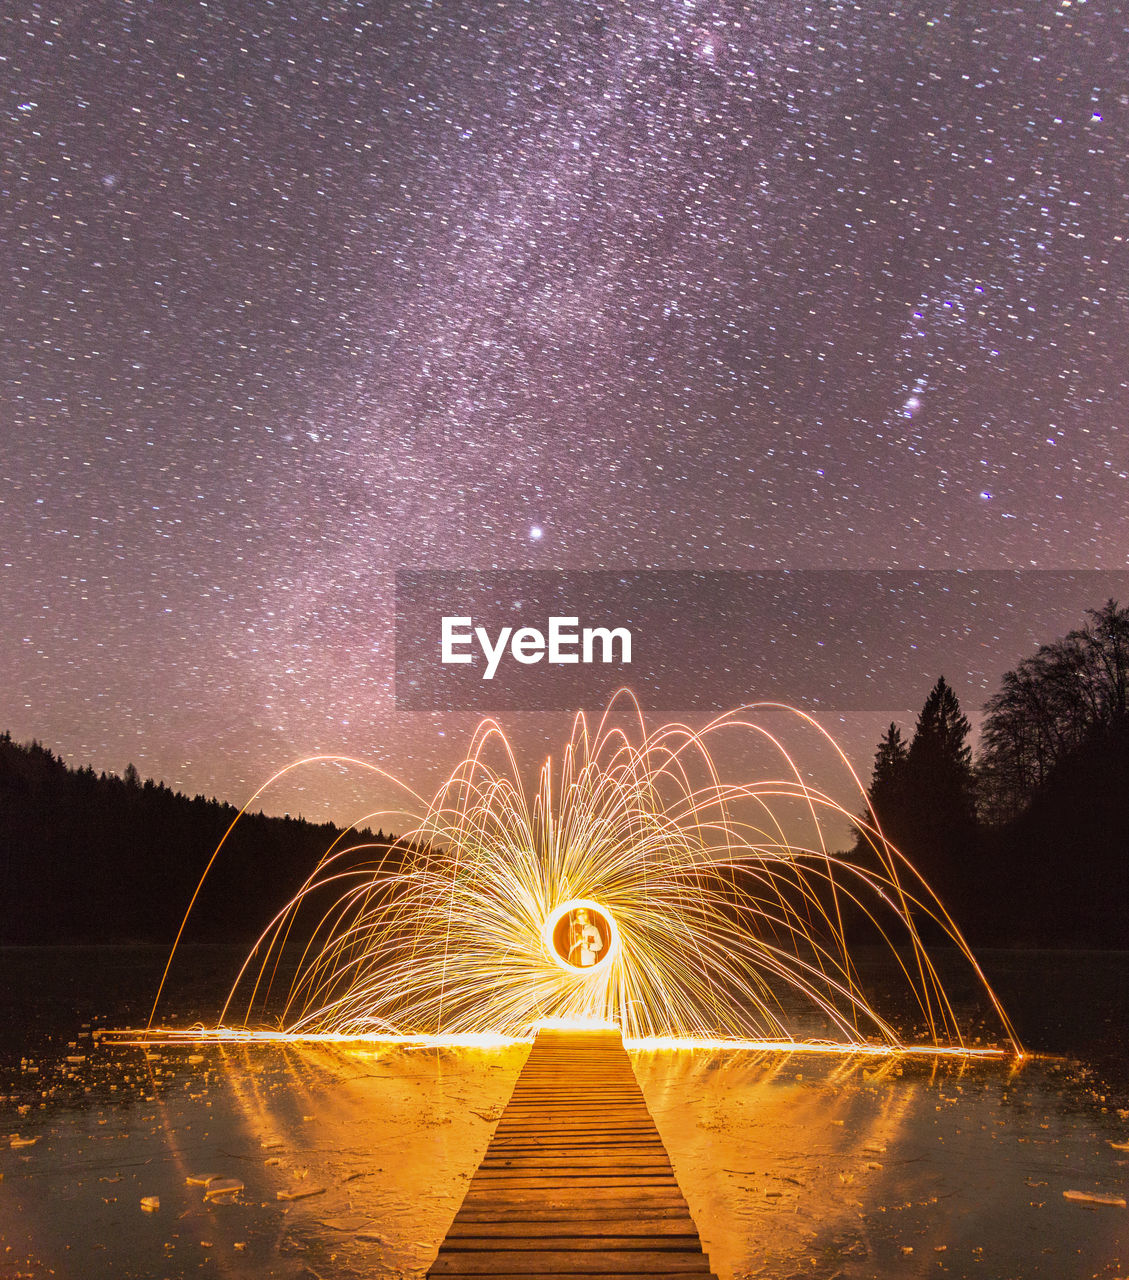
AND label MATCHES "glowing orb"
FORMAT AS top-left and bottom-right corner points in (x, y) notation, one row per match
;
(542, 899), (619, 975)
